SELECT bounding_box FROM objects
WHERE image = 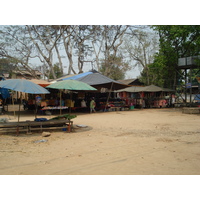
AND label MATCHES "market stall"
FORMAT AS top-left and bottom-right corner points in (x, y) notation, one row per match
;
(116, 85), (175, 108)
(46, 80), (97, 114)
